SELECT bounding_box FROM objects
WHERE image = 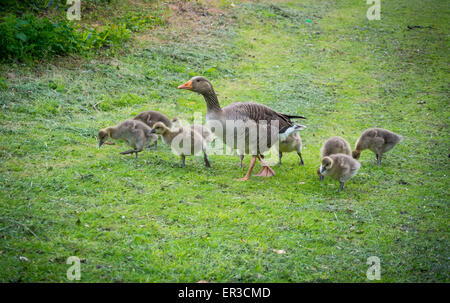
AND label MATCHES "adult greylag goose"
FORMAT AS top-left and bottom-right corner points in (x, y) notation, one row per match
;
(178, 76), (306, 181)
